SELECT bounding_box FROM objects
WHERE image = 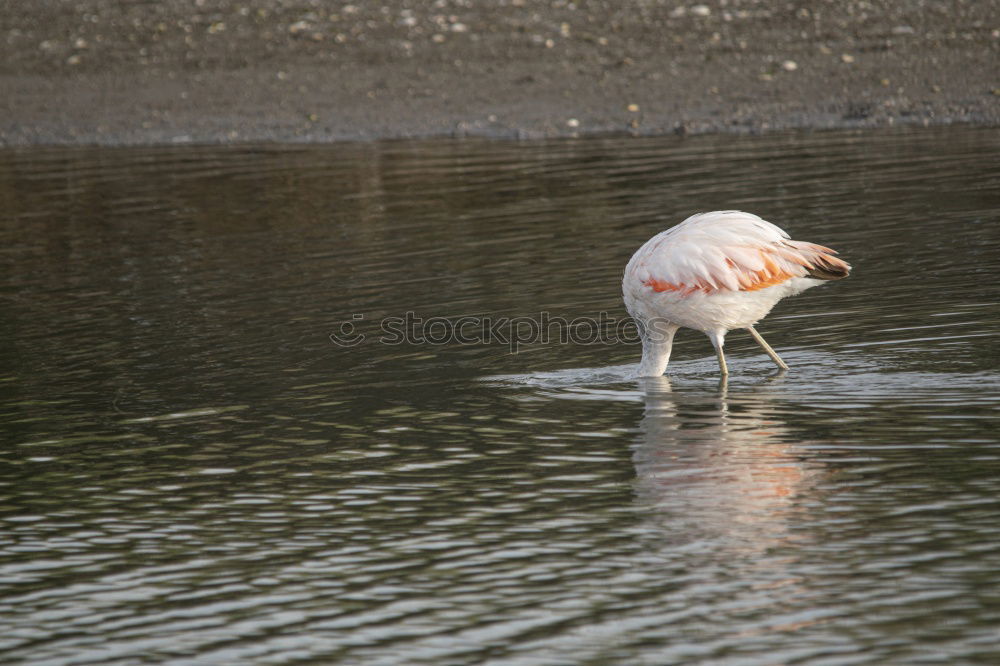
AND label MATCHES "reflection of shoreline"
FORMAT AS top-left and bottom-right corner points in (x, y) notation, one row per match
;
(632, 376), (824, 556)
